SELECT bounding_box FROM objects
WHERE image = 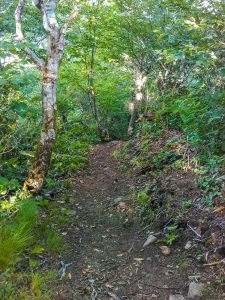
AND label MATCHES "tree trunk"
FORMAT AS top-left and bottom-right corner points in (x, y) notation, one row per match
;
(88, 83), (106, 141)
(128, 70), (147, 136)
(24, 65), (58, 192)
(15, 0), (79, 192)
(24, 28), (64, 192)
(88, 54), (106, 141)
